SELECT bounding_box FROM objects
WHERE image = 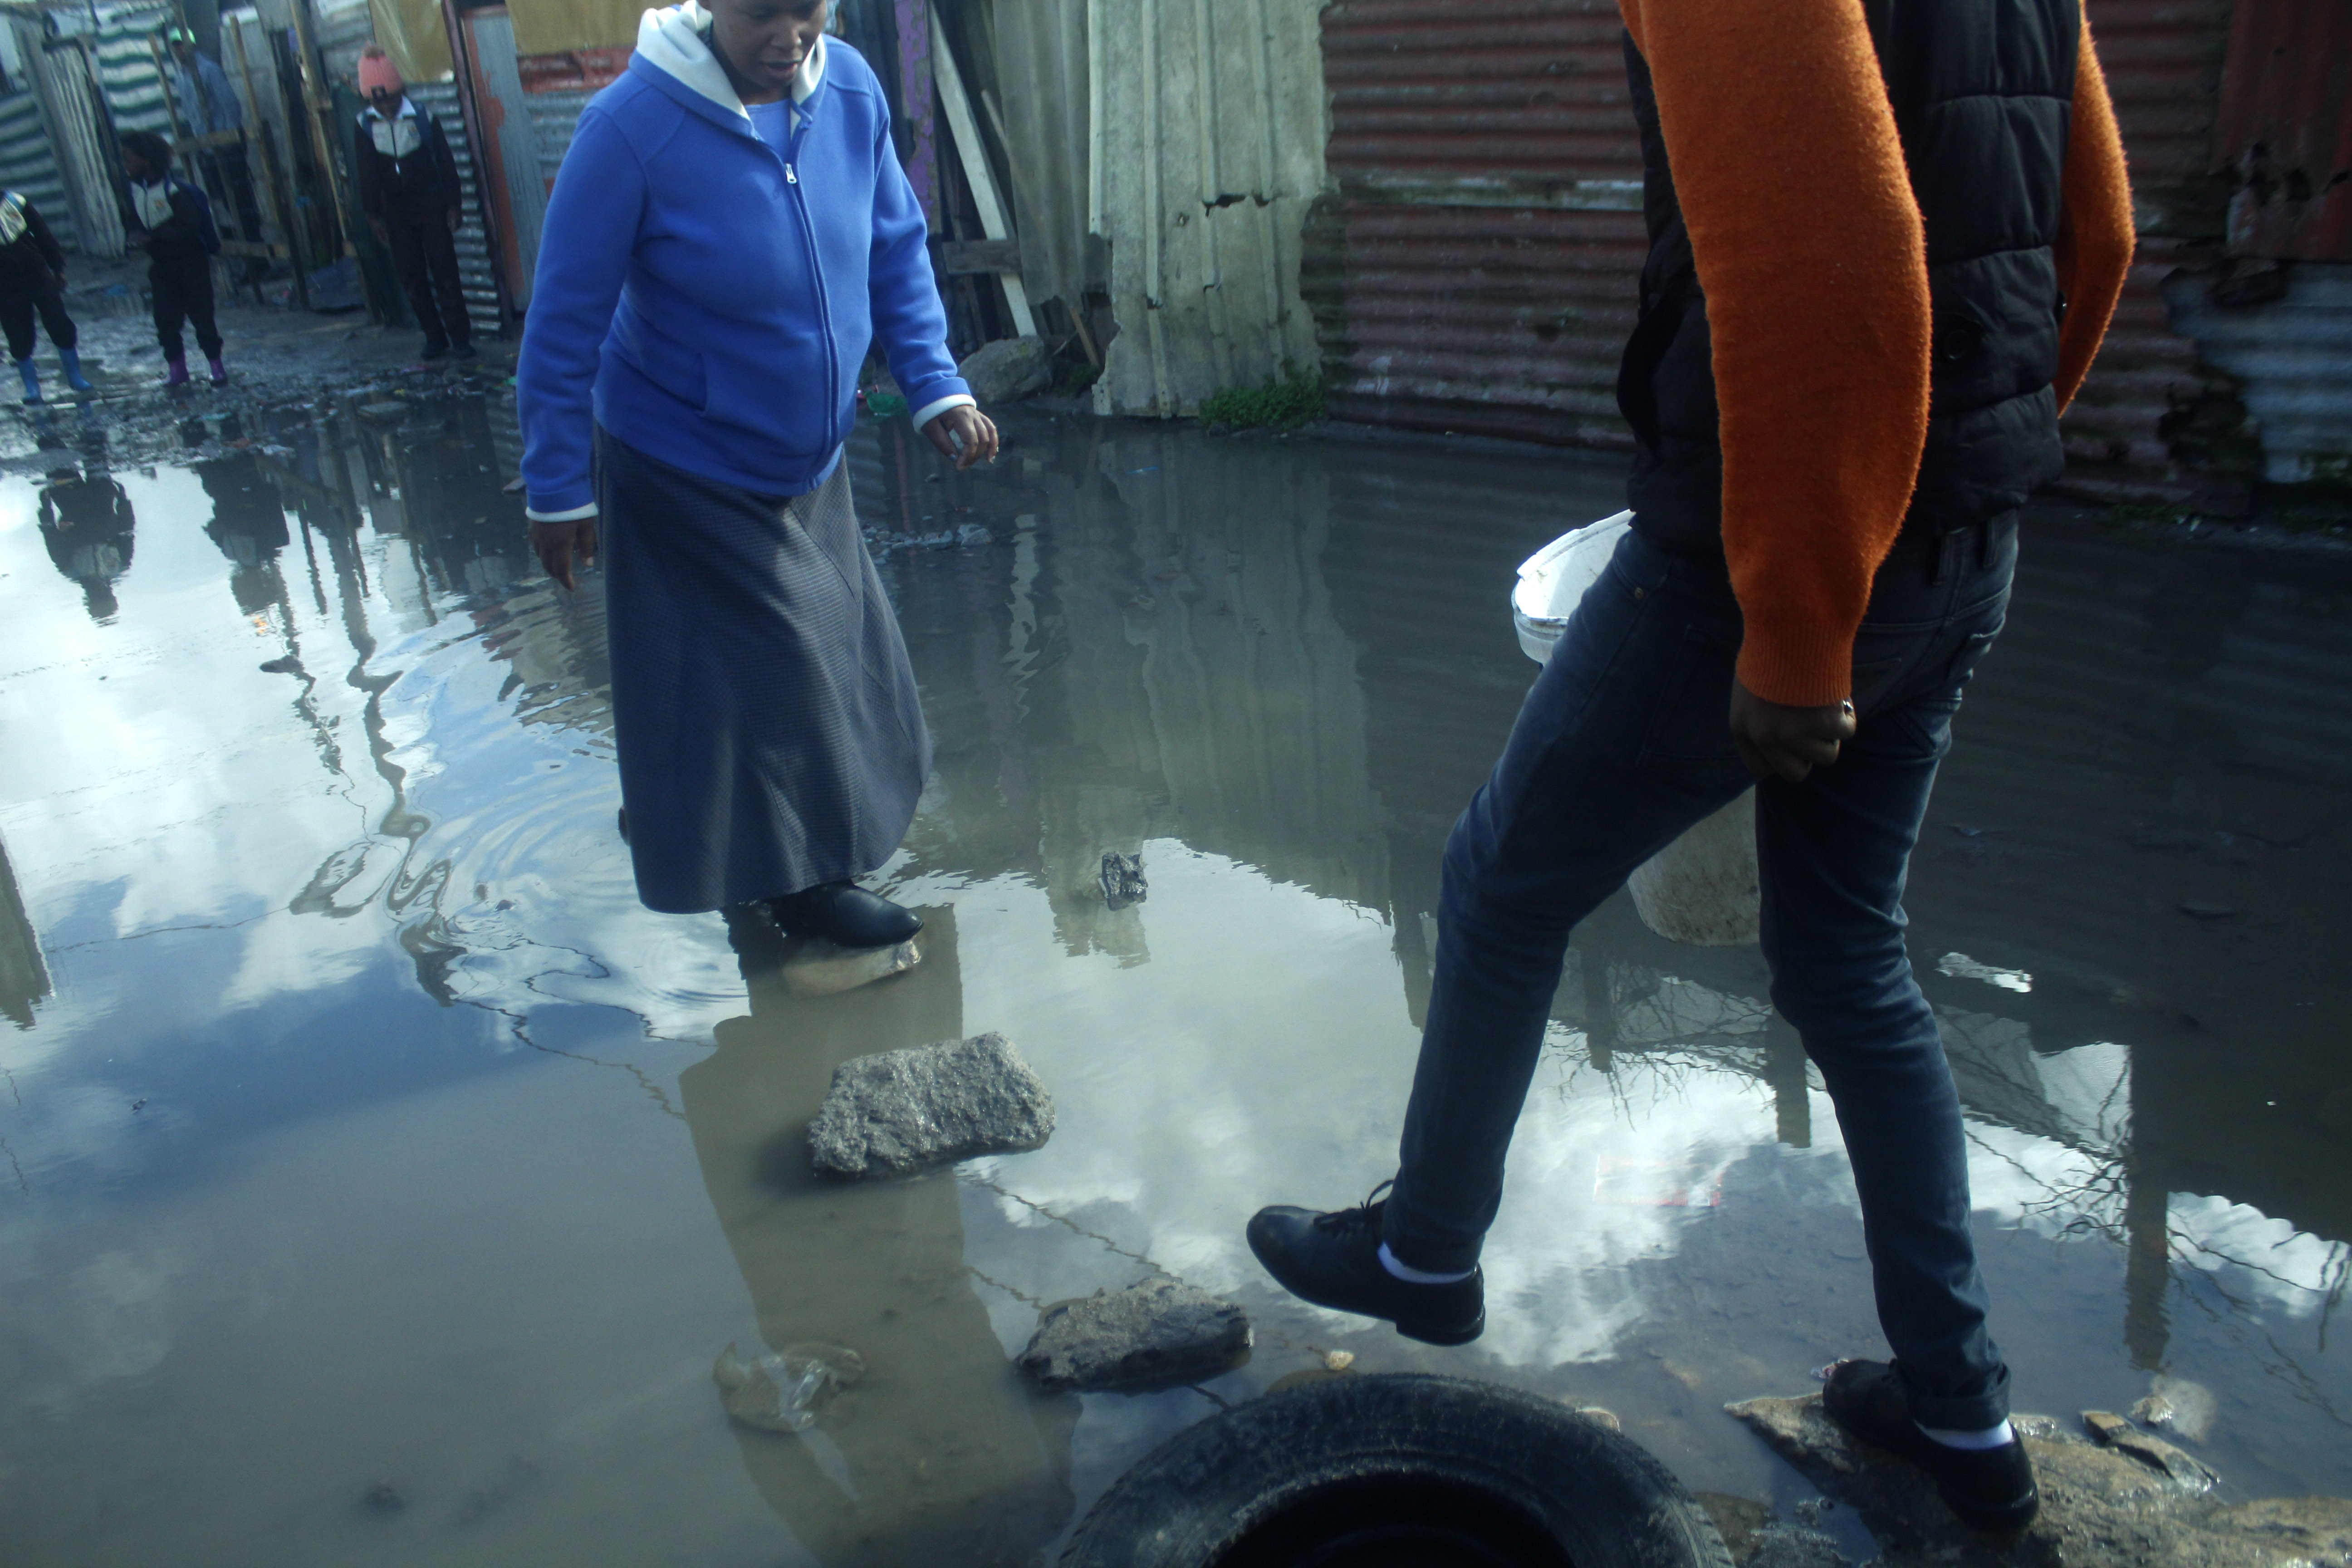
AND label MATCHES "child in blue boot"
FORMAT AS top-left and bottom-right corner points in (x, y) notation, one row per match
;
(0, 190), (94, 402)
(118, 132), (227, 388)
